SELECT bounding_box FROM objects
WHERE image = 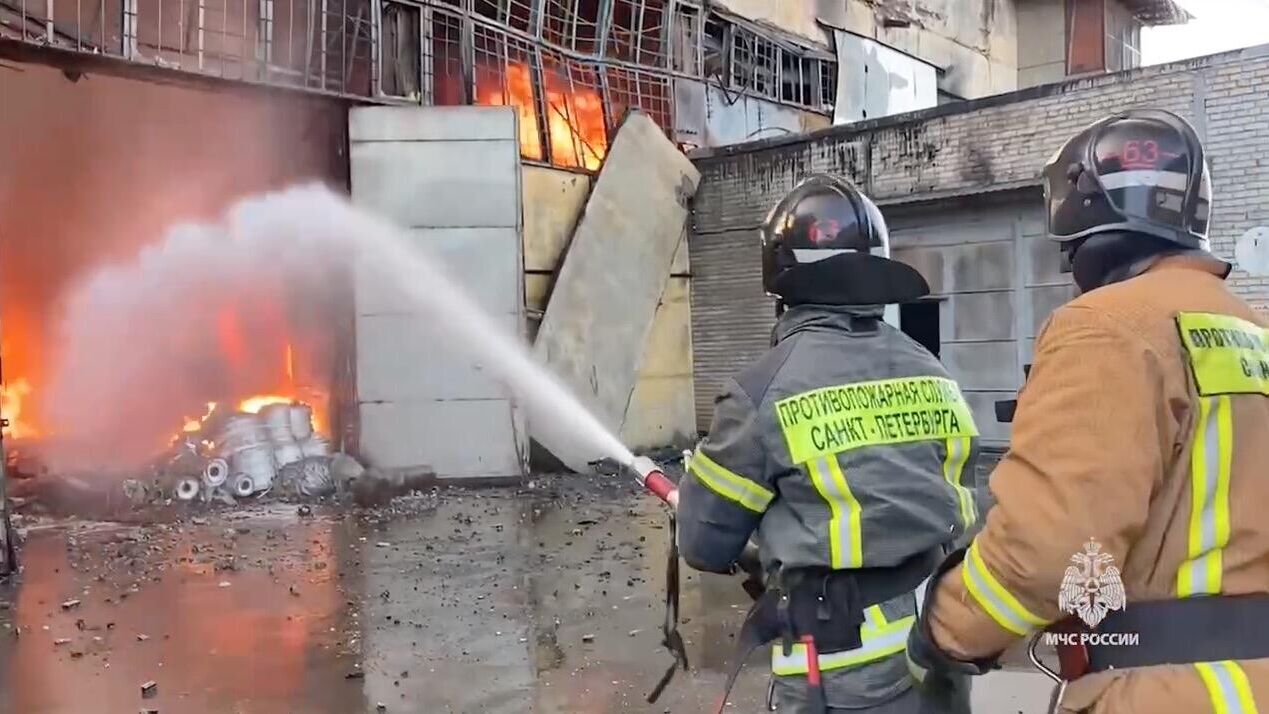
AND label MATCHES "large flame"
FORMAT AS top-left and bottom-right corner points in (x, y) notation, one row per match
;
(0, 377), (38, 440)
(476, 62), (608, 171)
